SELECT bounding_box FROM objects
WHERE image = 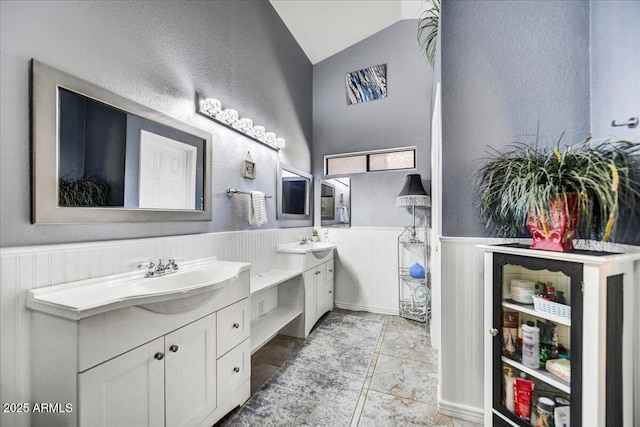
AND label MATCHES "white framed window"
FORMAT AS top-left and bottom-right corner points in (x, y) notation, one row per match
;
(324, 147), (416, 176)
